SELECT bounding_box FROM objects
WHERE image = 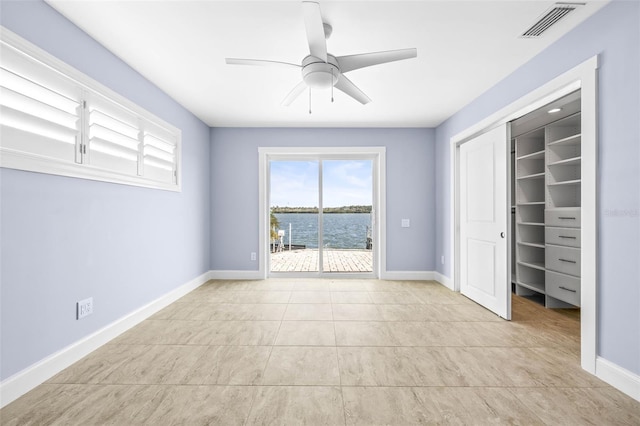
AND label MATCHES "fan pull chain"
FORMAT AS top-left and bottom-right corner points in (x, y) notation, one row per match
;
(309, 88), (312, 114)
(331, 68), (334, 103)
